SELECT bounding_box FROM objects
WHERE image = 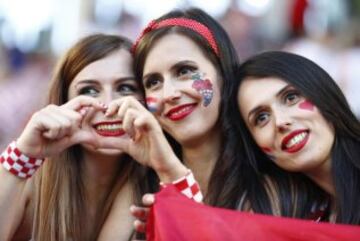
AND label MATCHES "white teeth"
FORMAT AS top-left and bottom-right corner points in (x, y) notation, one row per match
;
(171, 106), (192, 116)
(286, 132), (307, 148)
(96, 124), (122, 131)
